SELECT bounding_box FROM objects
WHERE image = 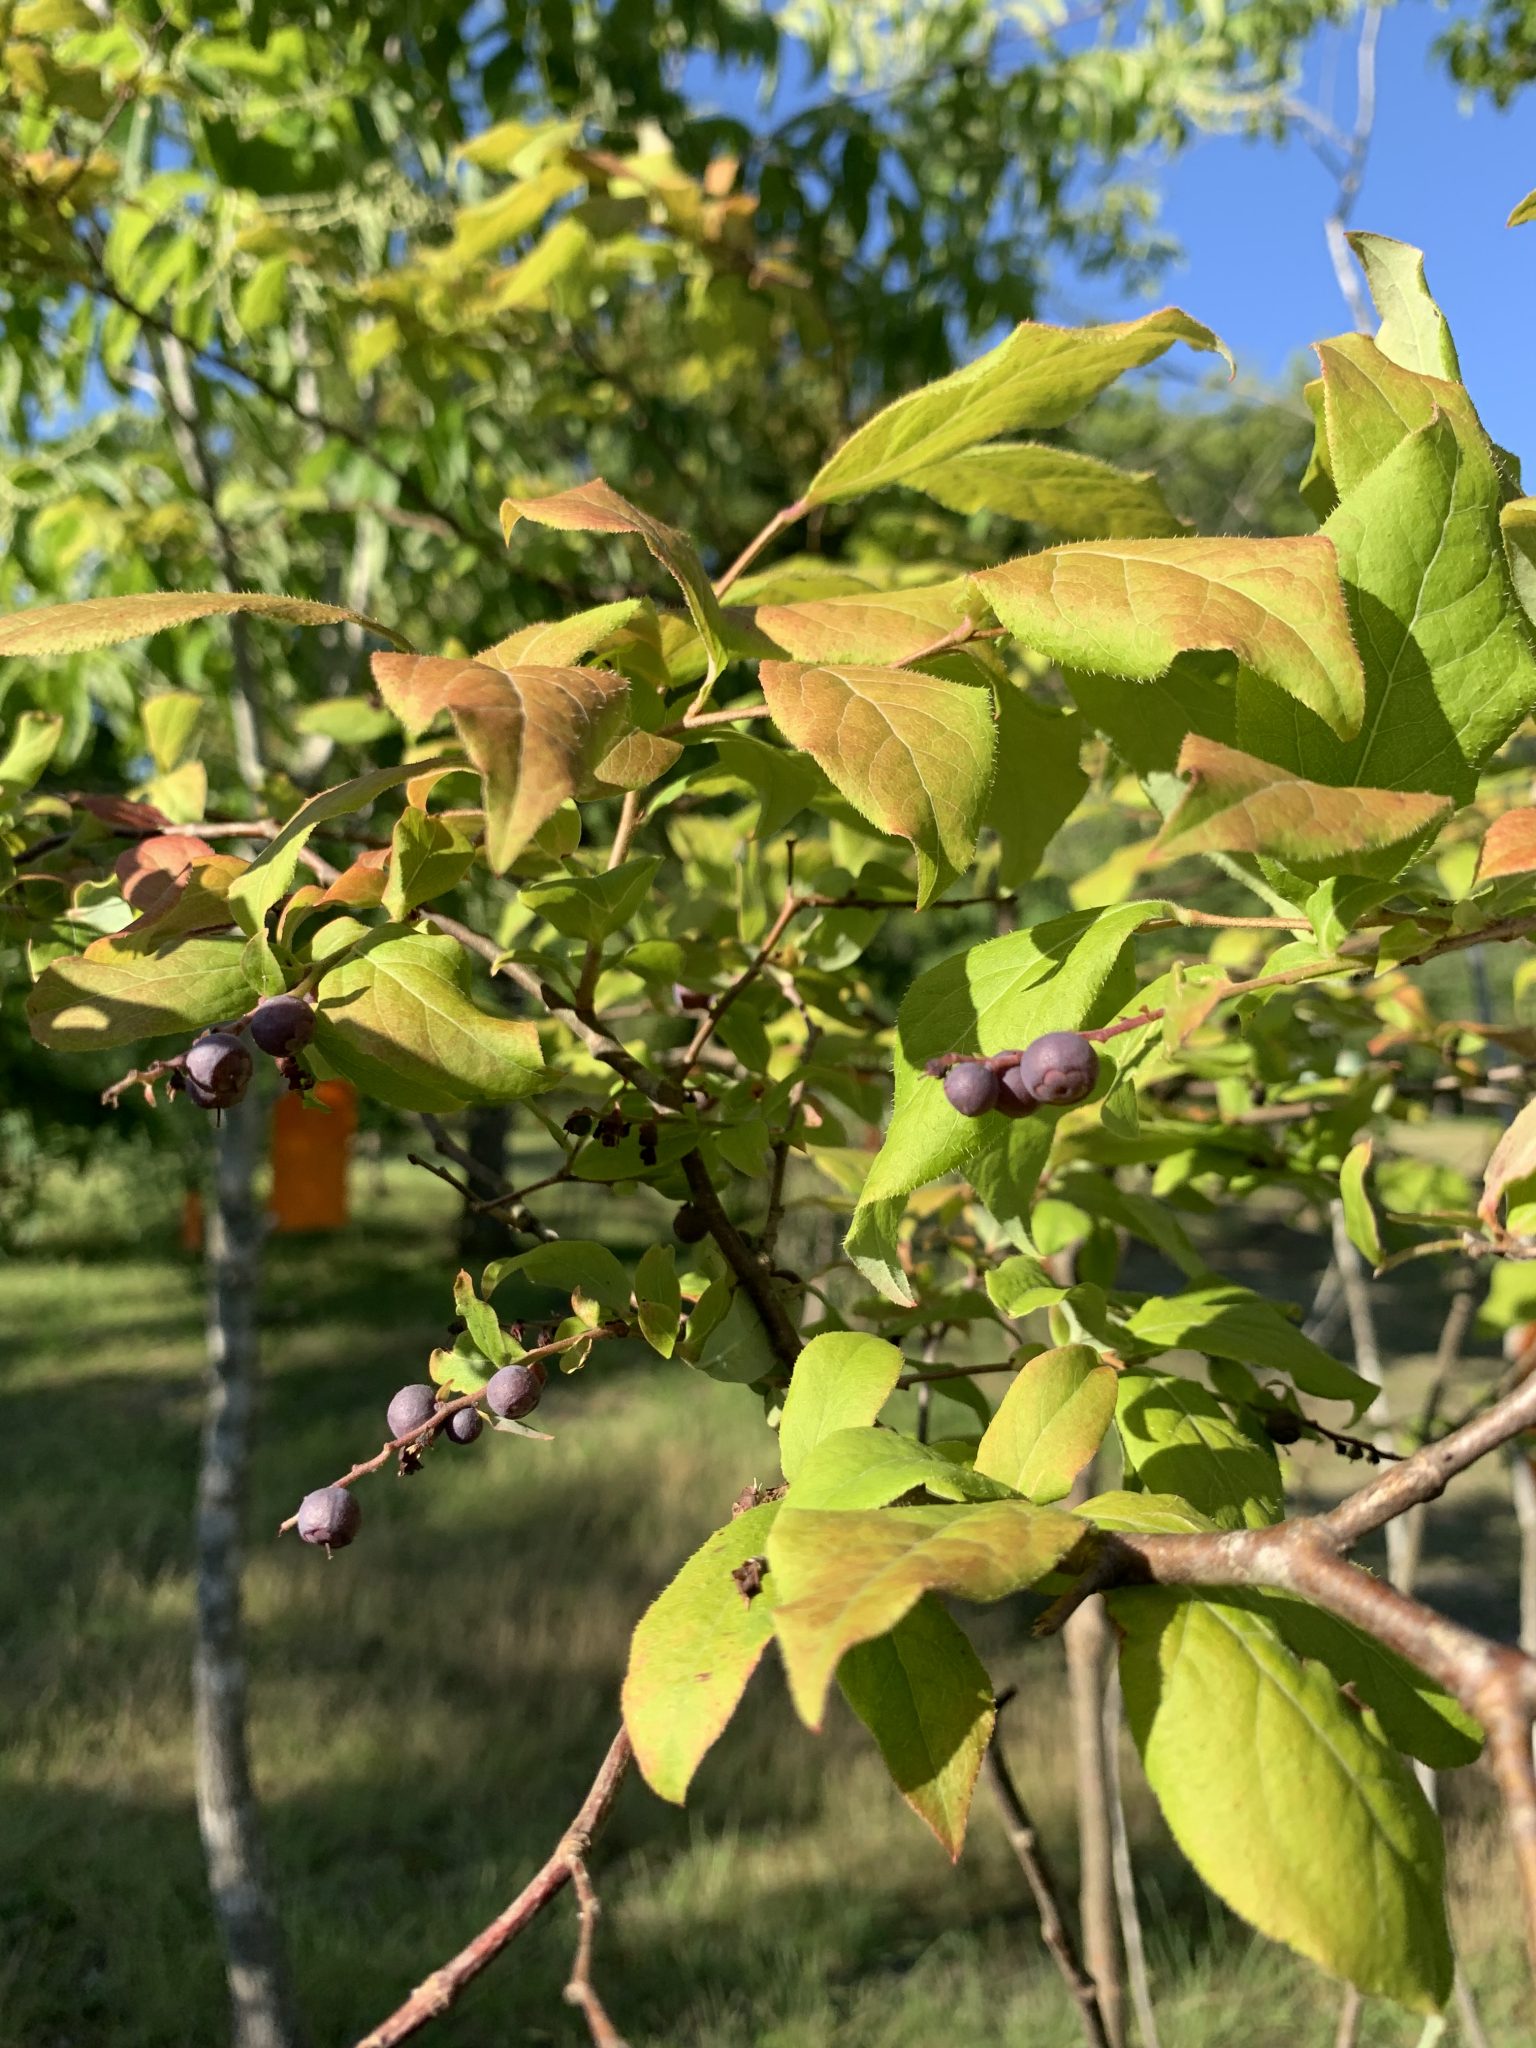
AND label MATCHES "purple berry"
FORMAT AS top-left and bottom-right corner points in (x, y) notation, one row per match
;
(183, 1030), (252, 1109)
(996, 1066), (1041, 1119)
(673, 1204), (709, 1244)
(445, 1406), (483, 1445)
(249, 994), (315, 1058)
(1017, 1031), (1100, 1106)
(485, 1363), (543, 1421)
(296, 1486), (361, 1550)
(386, 1383), (438, 1439)
(943, 1062), (999, 1117)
